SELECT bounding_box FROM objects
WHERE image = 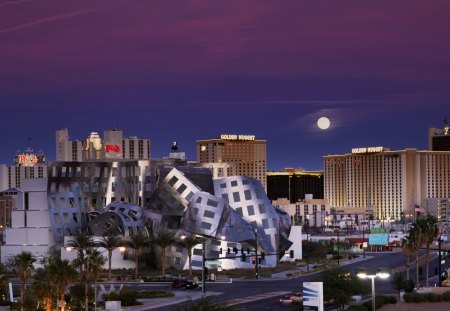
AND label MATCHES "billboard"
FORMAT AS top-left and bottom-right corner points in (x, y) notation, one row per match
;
(368, 234), (389, 246)
(303, 282), (324, 311)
